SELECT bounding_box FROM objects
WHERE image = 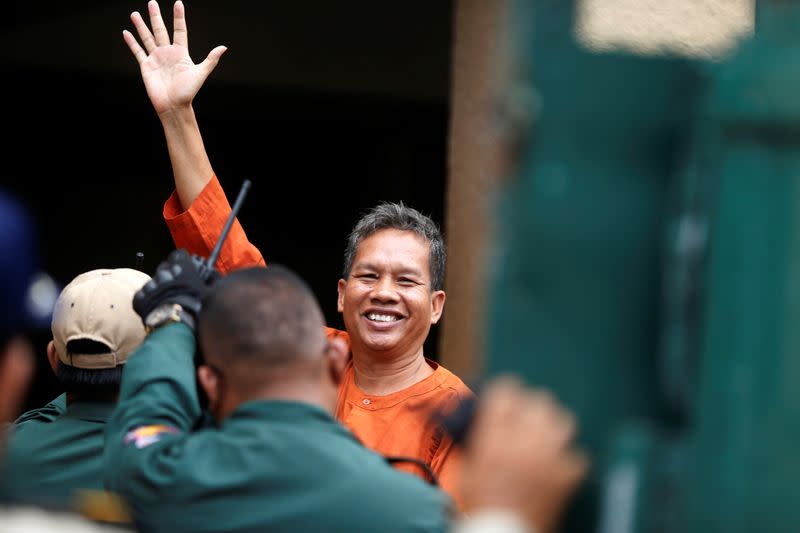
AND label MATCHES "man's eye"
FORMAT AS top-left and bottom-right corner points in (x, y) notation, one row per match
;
(398, 278), (416, 285)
